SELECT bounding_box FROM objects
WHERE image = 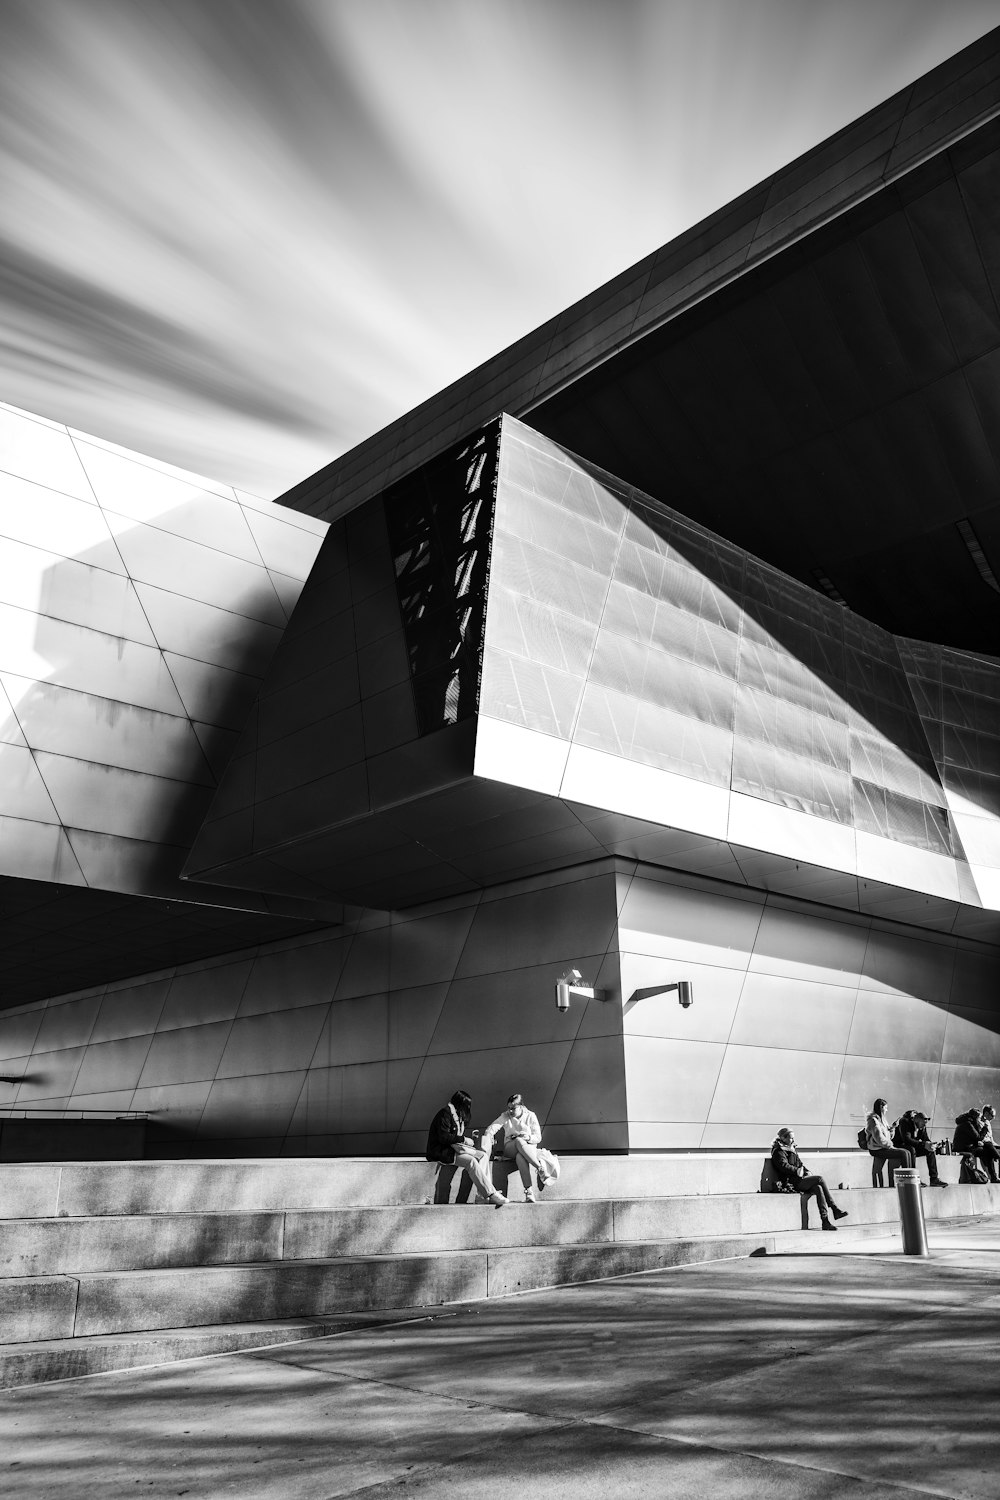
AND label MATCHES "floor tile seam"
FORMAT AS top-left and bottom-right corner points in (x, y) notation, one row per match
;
(570, 1416), (951, 1500)
(322, 1411), (941, 1500)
